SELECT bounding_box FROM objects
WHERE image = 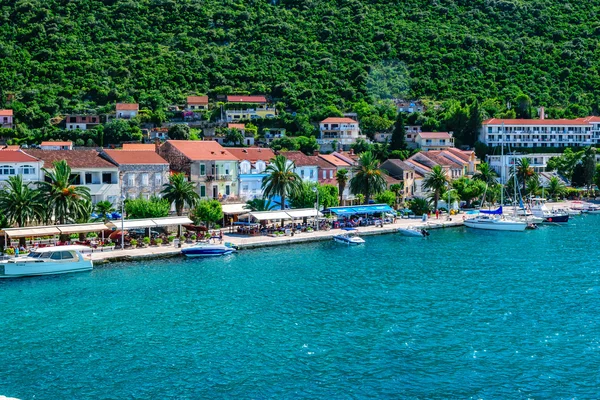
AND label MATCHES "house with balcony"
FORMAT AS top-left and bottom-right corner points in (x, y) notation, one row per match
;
(40, 141), (73, 150)
(394, 99), (426, 114)
(0, 150), (43, 186)
(486, 153), (559, 184)
(159, 140), (239, 201)
(317, 153), (354, 202)
(186, 96), (209, 111)
(415, 132), (454, 151)
(318, 117), (363, 151)
(280, 151), (319, 183)
(64, 115), (100, 131)
(228, 123), (255, 146)
(25, 149), (120, 204)
(228, 147), (275, 201)
(480, 116), (600, 149)
(374, 125), (422, 144)
(262, 128), (286, 145)
(1, 109), (14, 129)
(101, 149), (170, 200)
(116, 103), (139, 119)
(225, 95), (276, 121)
